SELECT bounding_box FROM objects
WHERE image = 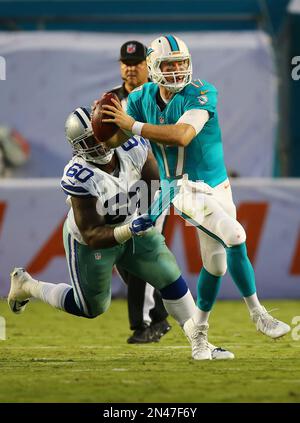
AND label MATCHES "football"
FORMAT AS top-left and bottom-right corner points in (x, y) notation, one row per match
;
(91, 92), (119, 142)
